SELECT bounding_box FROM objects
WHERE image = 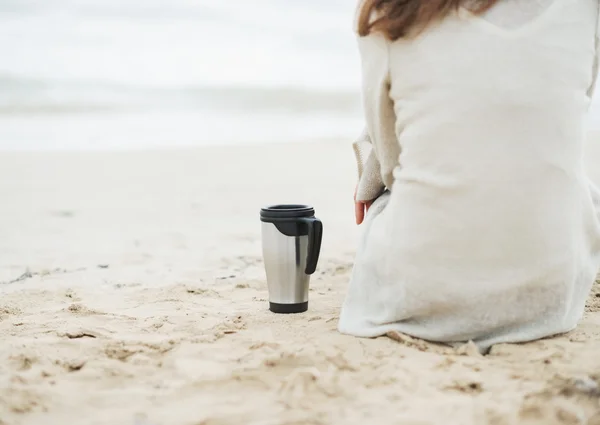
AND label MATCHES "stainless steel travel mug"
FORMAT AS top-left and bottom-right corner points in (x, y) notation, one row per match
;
(260, 205), (323, 313)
